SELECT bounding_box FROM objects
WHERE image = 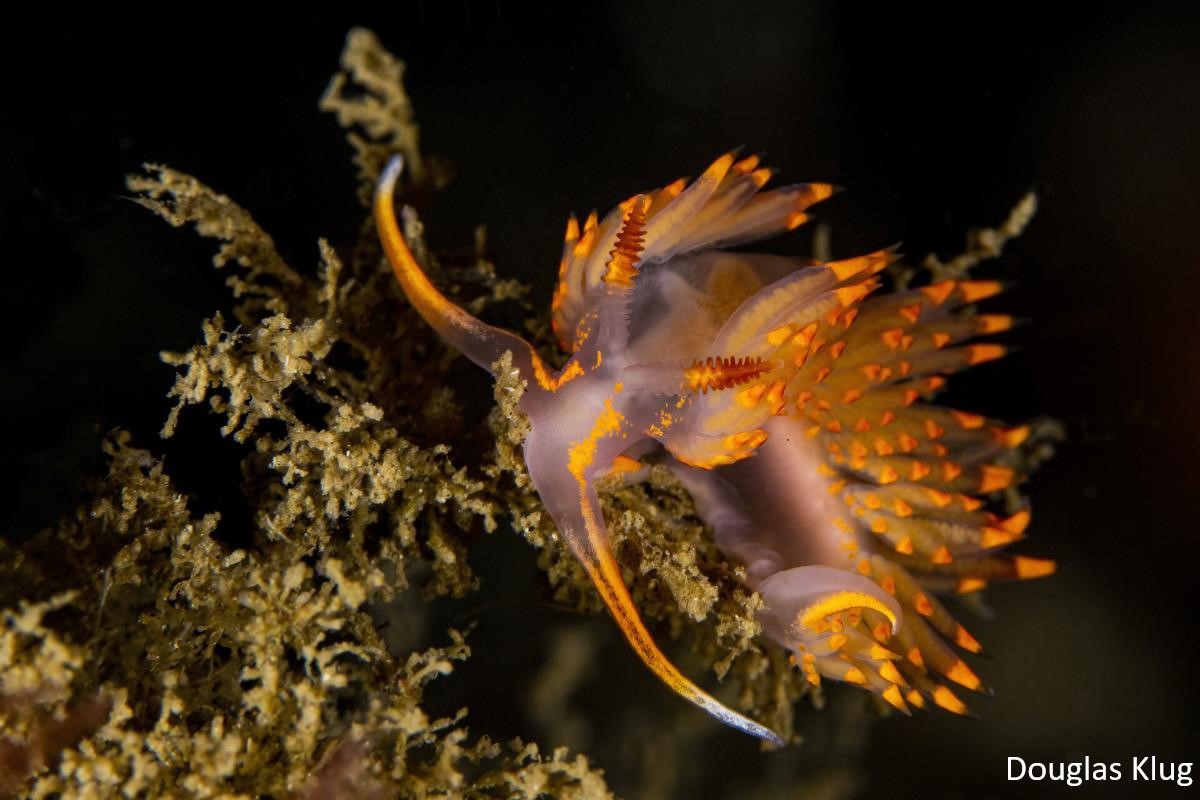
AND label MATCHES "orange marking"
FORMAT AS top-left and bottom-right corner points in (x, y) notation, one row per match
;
(879, 465), (899, 484)
(976, 314), (1014, 333)
(954, 625), (983, 653)
(882, 684), (907, 712)
(979, 465), (1015, 492)
(843, 389), (863, 404)
(879, 410), (897, 426)
(764, 379), (787, 409)
(967, 344), (1006, 365)
(737, 383), (768, 407)
(766, 324), (793, 346)
(861, 363), (882, 380)
(932, 686), (968, 715)
(942, 461), (963, 481)
(829, 340), (847, 360)
(874, 438), (895, 456)
(898, 304), (922, 324)
(842, 308), (860, 328)
(902, 389), (919, 406)
(956, 577), (987, 594)
(999, 425), (1031, 448)
(564, 215), (581, 242)
(945, 660), (981, 691)
(895, 536), (914, 555)
(880, 577), (897, 596)
(932, 332), (952, 349)
(1014, 556), (1056, 579)
(732, 154), (761, 175)
(920, 280), (956, 305)
(951, 410), (985, 428)
(893, 498), (913, 517)
(1001, 509), (1031, 534)
(655, 178), (688, 206)
(532, 358), (586, 392)
(567, 400), (626, 481)
(814, 366), (832, 383)
(924, 420), (945, 439)
(610, 455), (642, 474)
(855, 418), (872, 432)
(879, 661), (905, 686)
(826, 420), (843, 433)
(835, 284), (874, 307)
(749, 167), (773, 188)
(881, 328), (904, 349)
(925, 488), (952, 507)
(907, 647), (925, 668)
(869, 643), (895, 661)
(791, 322), (819, 348)
(871, 517), (889, 534)
(898, 432), (920, 452)
(932, 545), (954, 564)
(958, 280), (1003, 303)
(911, 461), (931, 480)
